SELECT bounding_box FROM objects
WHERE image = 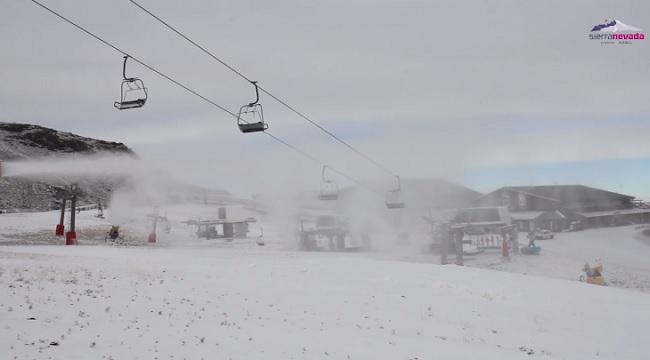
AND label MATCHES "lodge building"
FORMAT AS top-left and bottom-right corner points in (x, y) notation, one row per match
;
(472, 185), (650, 231)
